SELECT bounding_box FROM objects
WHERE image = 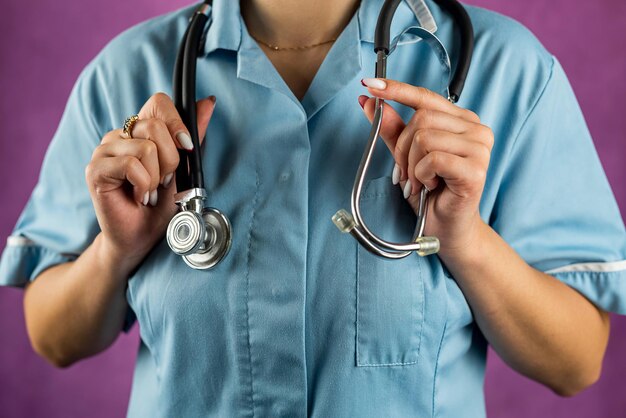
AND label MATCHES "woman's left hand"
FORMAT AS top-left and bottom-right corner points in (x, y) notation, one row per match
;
(359, 78), (494, 259)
